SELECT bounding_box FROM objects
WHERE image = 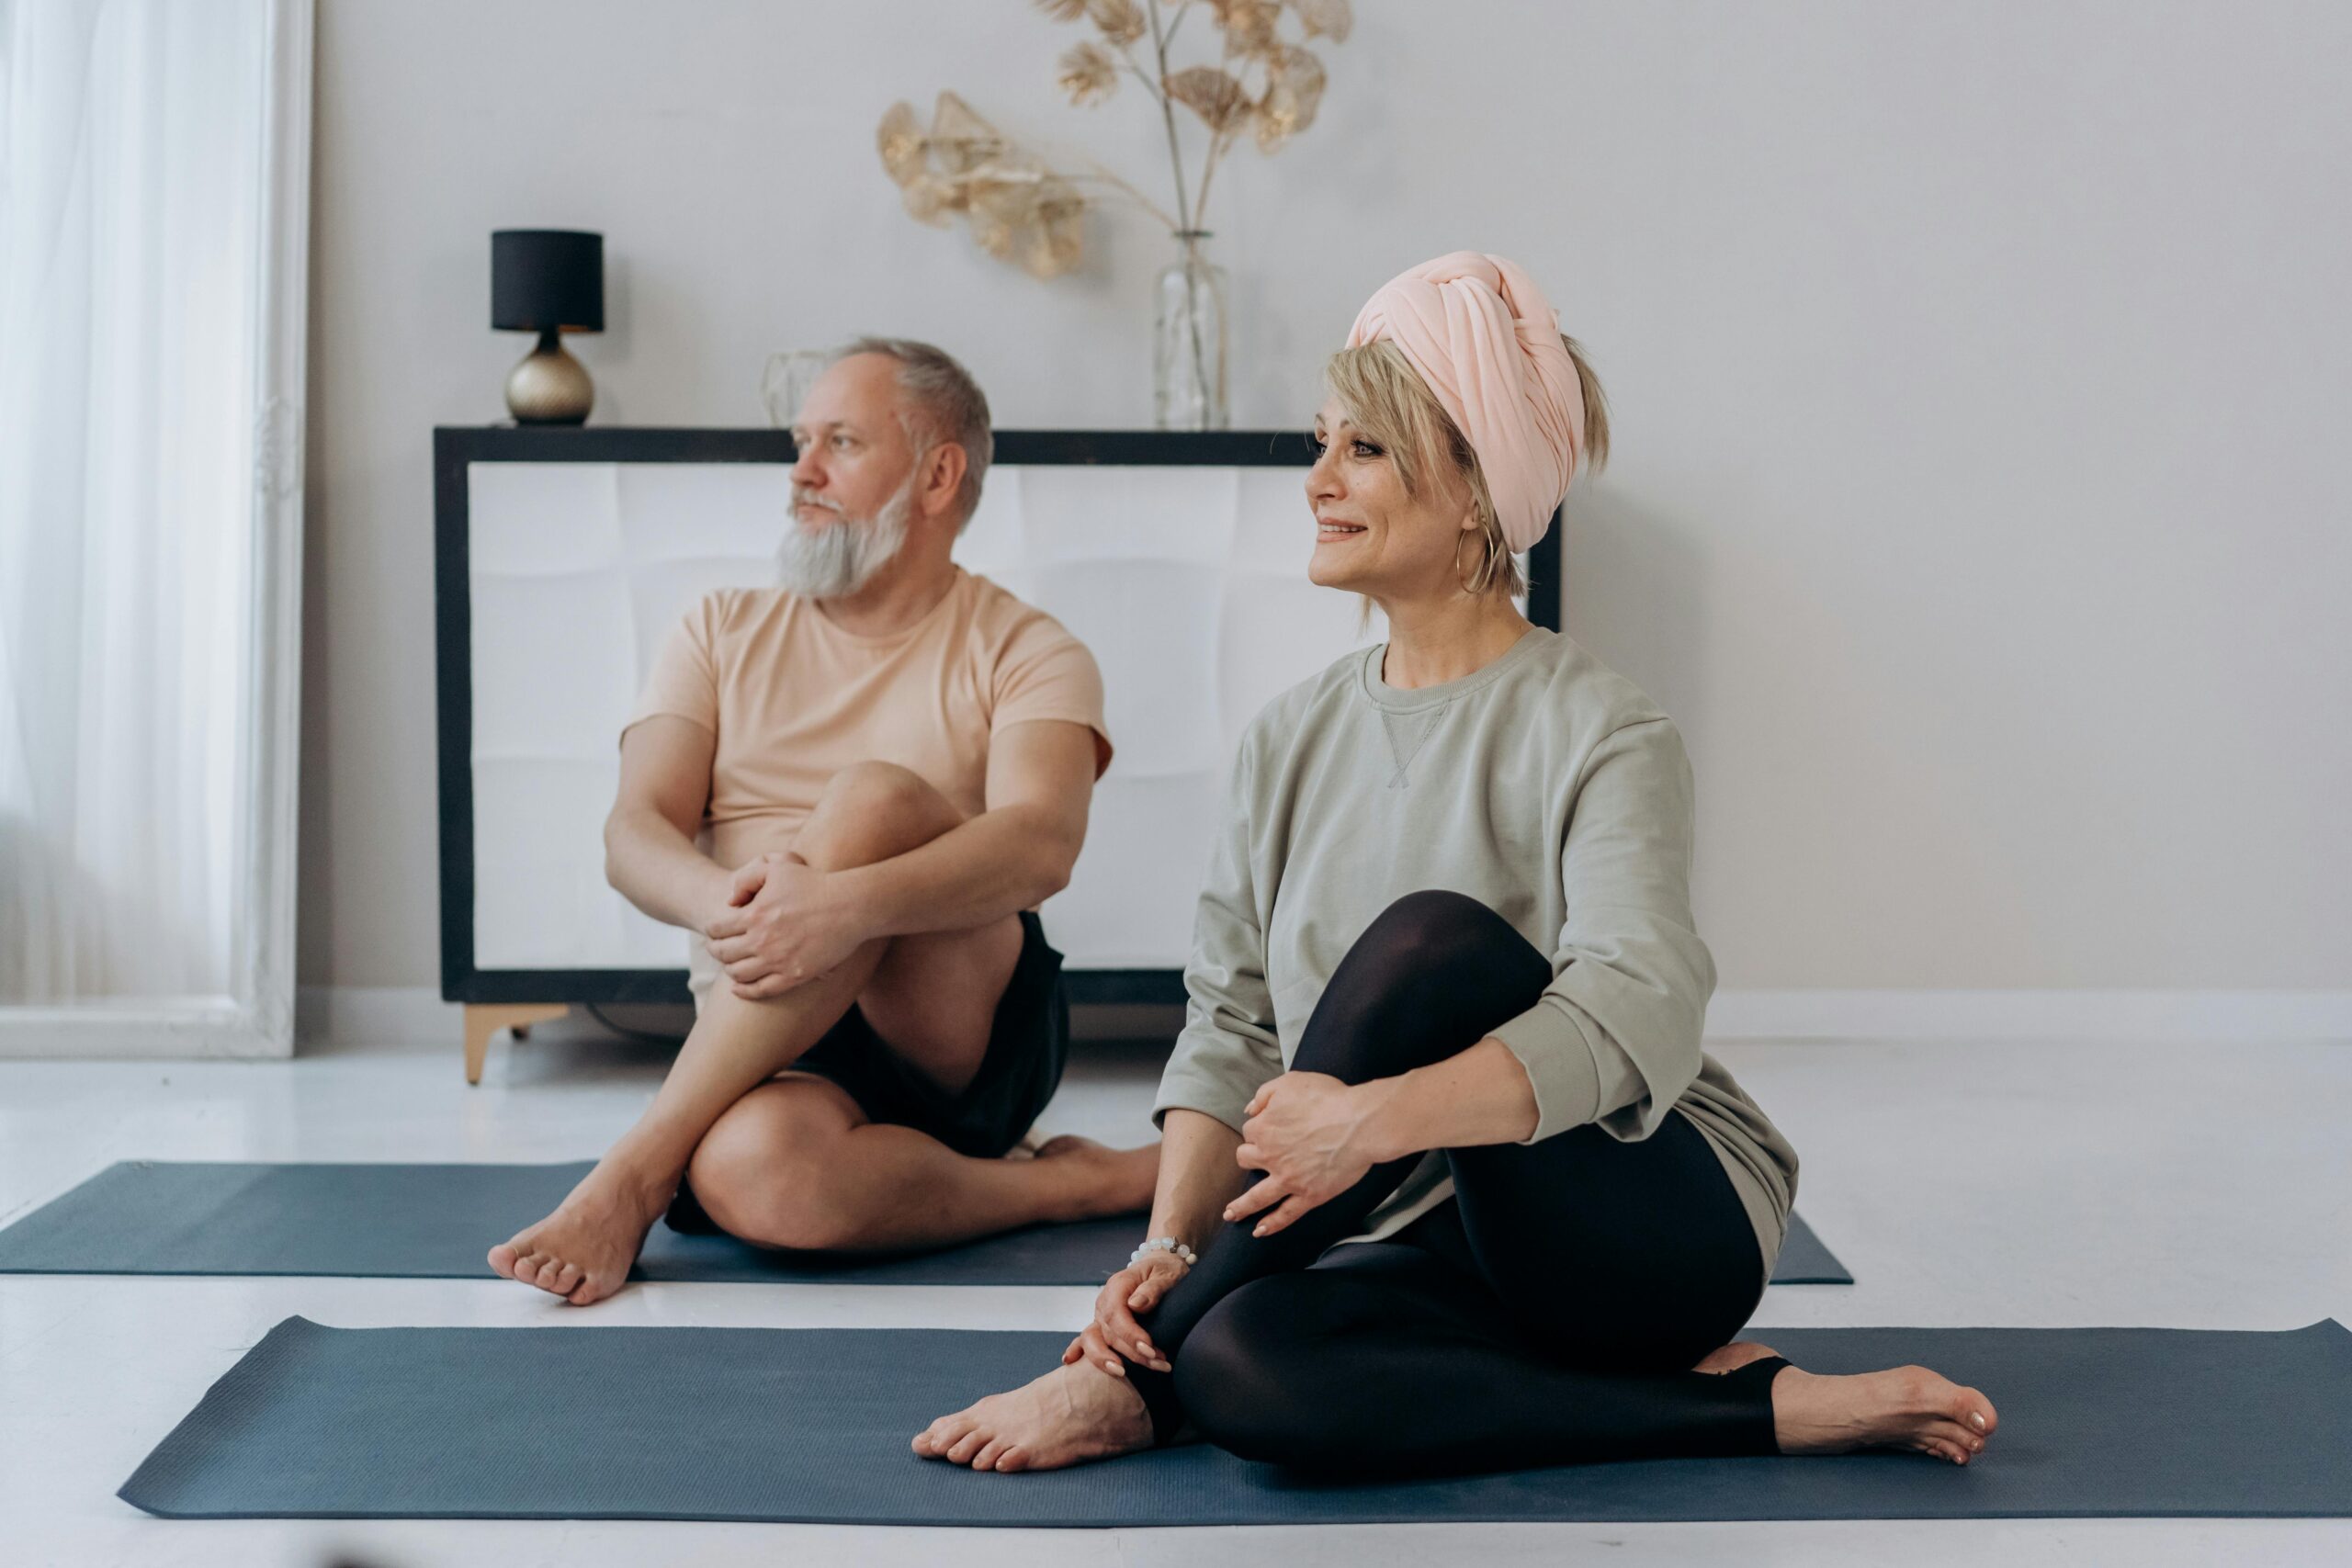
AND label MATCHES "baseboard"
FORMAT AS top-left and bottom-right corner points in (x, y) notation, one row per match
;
(288, 985), (2352, 1052)
(296, 986), (466, 1049)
